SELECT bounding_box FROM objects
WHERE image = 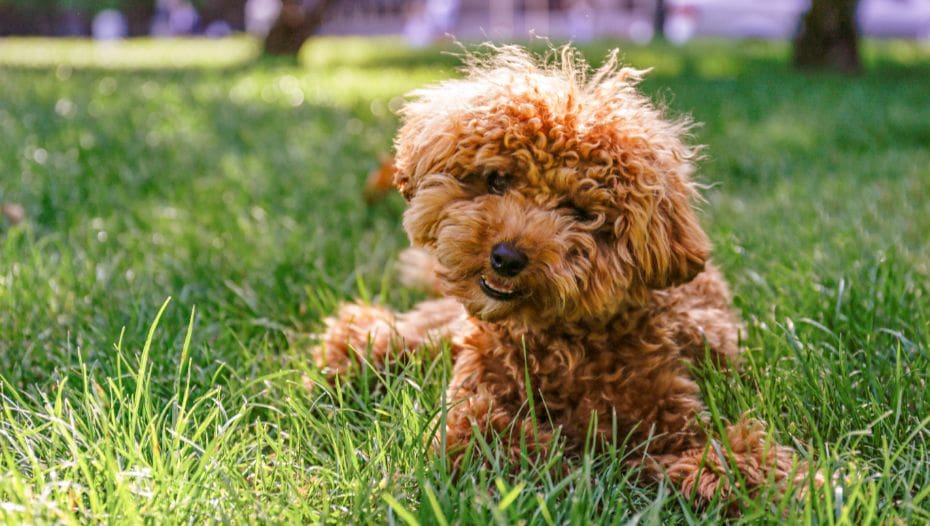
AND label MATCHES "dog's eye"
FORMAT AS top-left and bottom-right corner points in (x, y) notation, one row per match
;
(486, 171), (511, 195)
